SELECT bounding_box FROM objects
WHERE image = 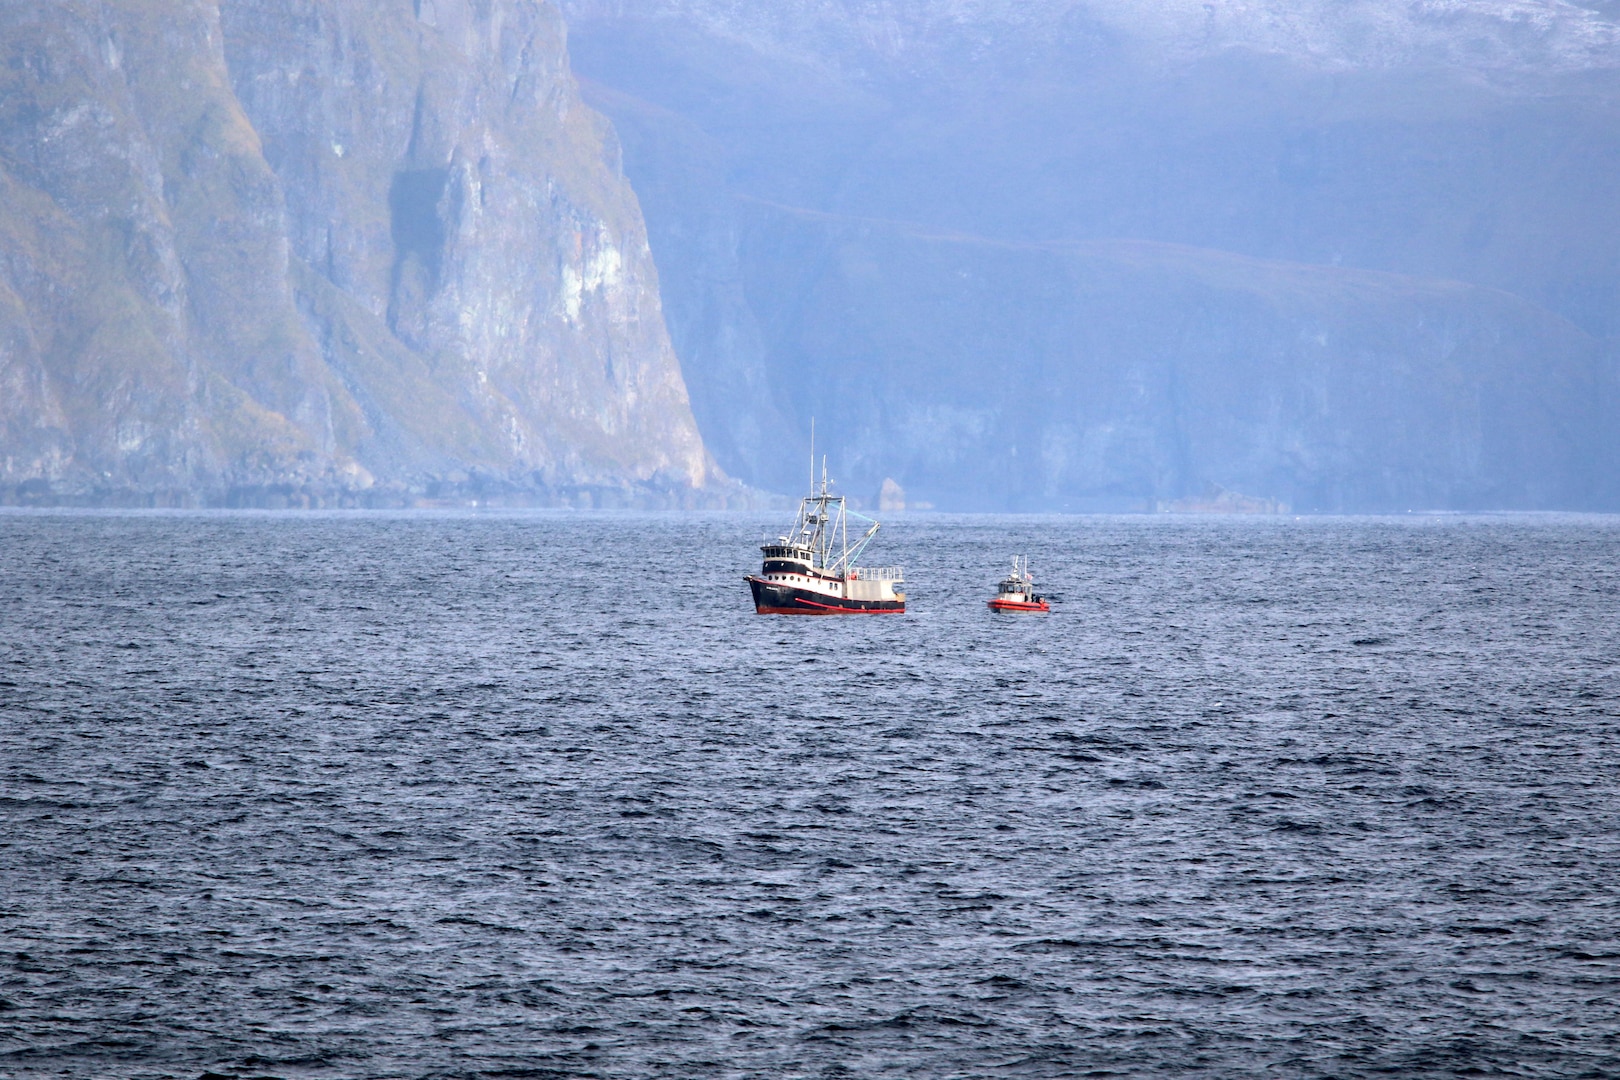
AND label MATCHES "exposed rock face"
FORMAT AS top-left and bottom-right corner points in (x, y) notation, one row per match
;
(560, 0), (1620, 510)
(0, 0), (714, 506)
